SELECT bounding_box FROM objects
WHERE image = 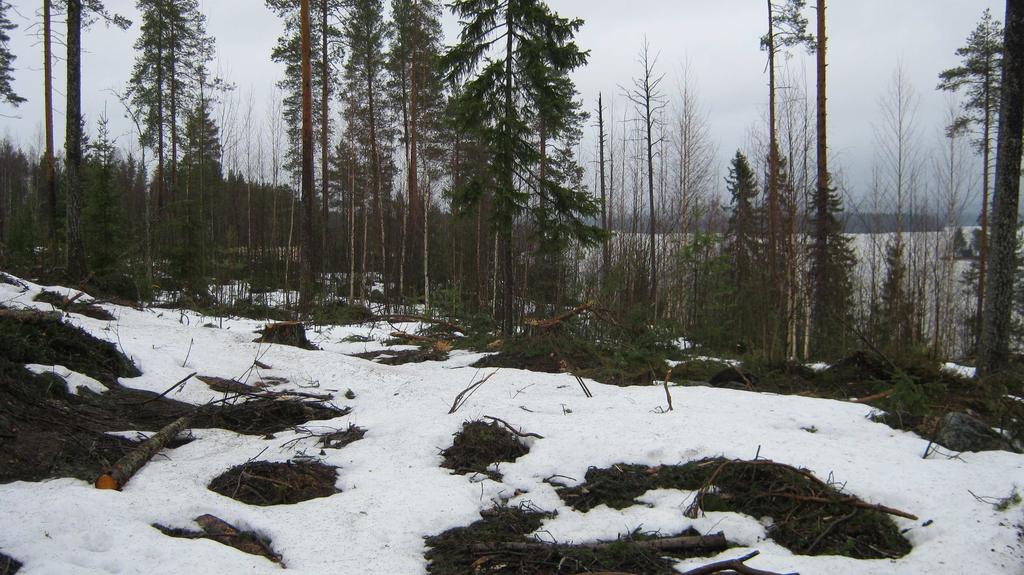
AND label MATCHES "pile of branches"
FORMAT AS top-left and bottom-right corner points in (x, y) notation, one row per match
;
(557, 458), (914, 559)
